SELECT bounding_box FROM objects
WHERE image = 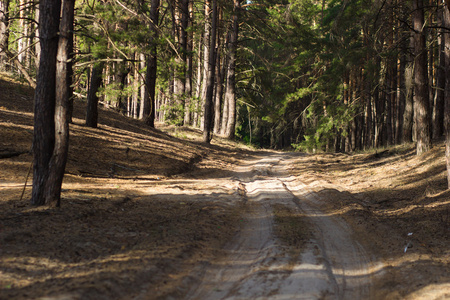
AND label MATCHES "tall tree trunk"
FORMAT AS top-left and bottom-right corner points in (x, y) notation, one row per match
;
(34, 4), (40, 68)
(413, 0), (431, 155)
(18, 0), (27, 64)
(0, 0), (9, 70)
(200, 0), (211, 130)
(378, 61), (388, 147)
(65, 0), (74, 123)
(433, 5), (445, 140)
(1, 0), (35, 85)
(193, 38), (202, 127)
(213, 10), (225, 135)
(364, 70), (373, 149)
(343, 73), (351, 152)
(144, 0), (160, 127)
(403, 59), (414, 142)
(224, 0), (240, 139)
(44, 0), (74, 207)
(173, 0), (188, 122)
(386, 6), (395, 146)
(373, 59), (381, 147)
(396, 26), (407, 144)
(132, 54), (139, 118)
(31, 0), (61, 206)
(220, 63), (229, 135)
(115, 67), (130, 113)
(388, 57), (397, 145)
(86, 63), (104, 128)
(202, 0), (217, 143)
(443, 3), (450, 188)
(184, 0), (193, 125)
(139, 53), (146, 119)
